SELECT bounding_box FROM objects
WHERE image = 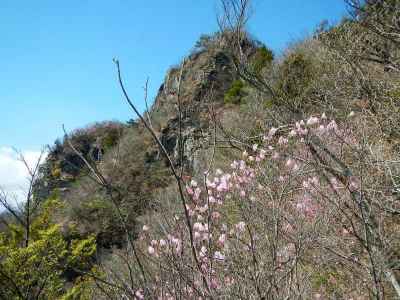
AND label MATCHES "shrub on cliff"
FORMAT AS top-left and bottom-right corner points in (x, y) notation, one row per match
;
(0, 198), (96, 299)
(224, 79), (246, 104)
(251, 45), (274, 75)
